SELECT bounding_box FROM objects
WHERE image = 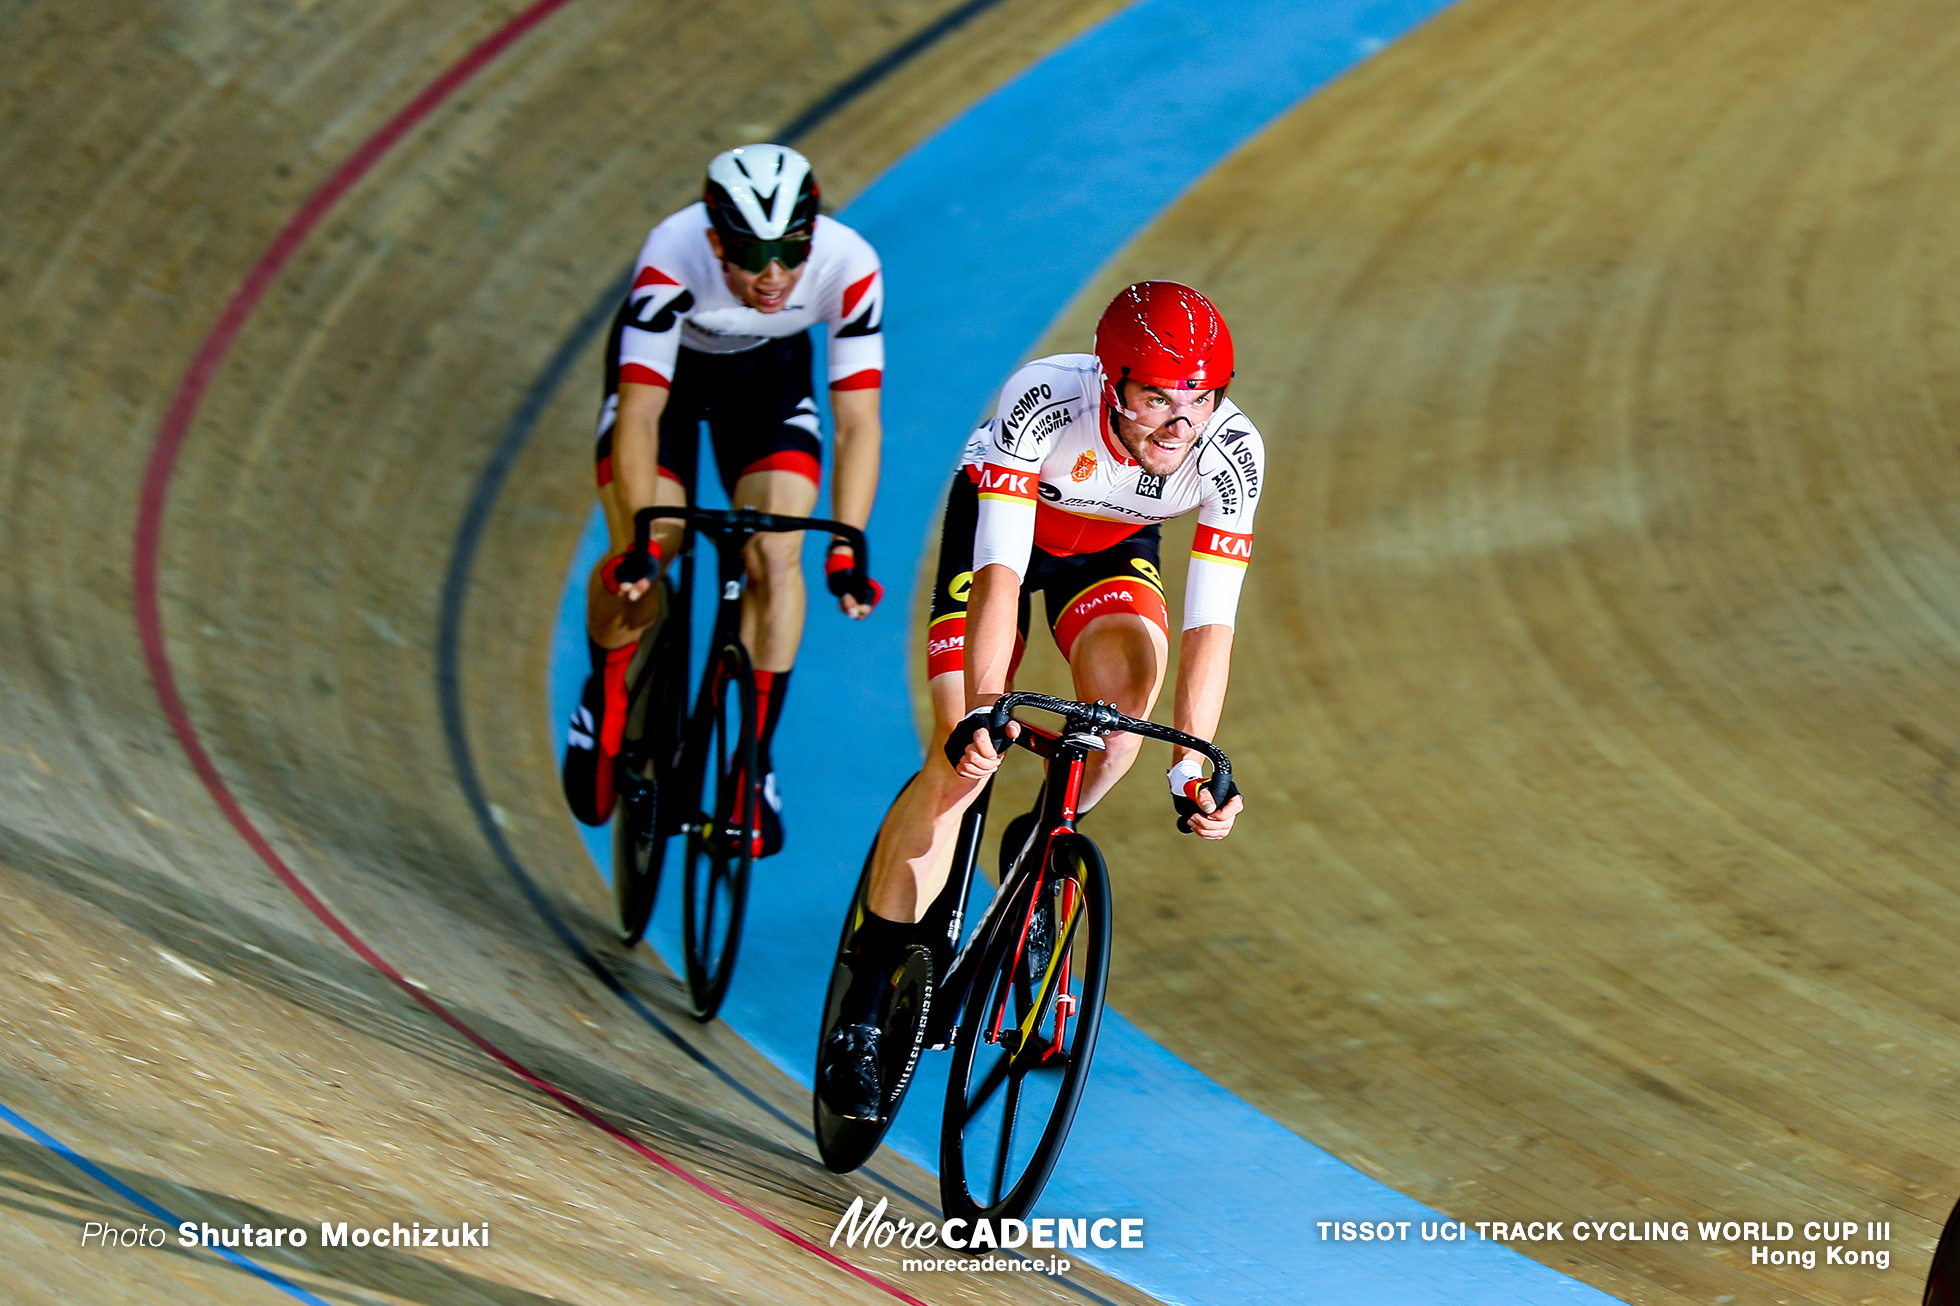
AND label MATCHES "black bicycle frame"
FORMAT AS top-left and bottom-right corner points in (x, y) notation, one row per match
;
(630, 504), (869, 819)
(921, 693), (1232, 1049)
